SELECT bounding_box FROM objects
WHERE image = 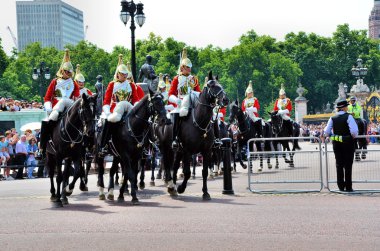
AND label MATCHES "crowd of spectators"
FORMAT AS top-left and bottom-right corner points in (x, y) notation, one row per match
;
(0, 127), (44, 181)
(0, 97), (43, 112)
